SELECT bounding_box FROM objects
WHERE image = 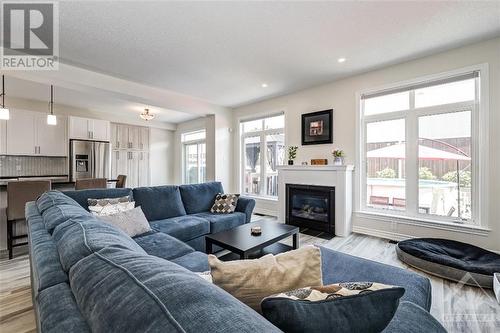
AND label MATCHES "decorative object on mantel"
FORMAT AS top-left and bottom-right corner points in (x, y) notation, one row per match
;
(140, 108), (155, 121)
(251, 225), (262, 236)
(301, 162), (308, 166)
(311, 159), (328, 165)
(332, 149), (345, 166)
(287, 146), (298, 165)
(301, 109), (333, 145)
(0, 75), (9, 120)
